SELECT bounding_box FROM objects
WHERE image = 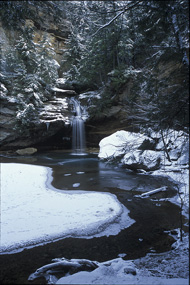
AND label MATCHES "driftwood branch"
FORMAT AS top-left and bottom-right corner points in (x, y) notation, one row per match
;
(135, 186), (167, 198)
